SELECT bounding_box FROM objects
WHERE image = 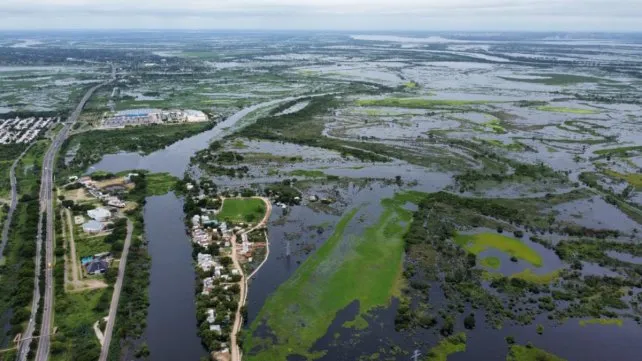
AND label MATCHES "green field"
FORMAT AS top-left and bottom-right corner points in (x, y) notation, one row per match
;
(218, 198), (266, 224)
(145, 172), (180, 196)
(455, 233), (543, 267)
(426, 333), (467, 361)
(245, 192), (423, 360)
(507, 345), (566, 361)
(536, 106), (598, 114)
